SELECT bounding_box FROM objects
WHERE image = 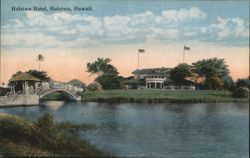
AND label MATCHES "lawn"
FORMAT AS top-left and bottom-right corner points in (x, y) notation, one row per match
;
(82, 89), (248, 103)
